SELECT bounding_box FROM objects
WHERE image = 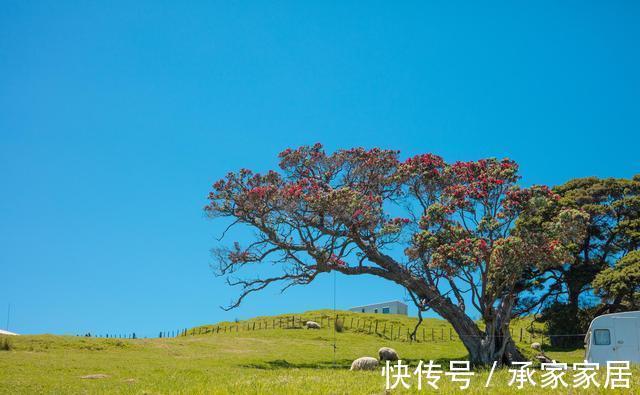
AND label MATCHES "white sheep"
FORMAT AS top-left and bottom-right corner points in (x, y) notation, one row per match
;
(305, 321), (321, 329)
(378, 347), (399, 361)
(350, 356), (379, 371)
(531, 342), (541, 351)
